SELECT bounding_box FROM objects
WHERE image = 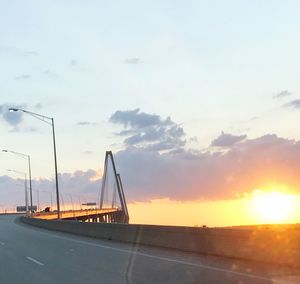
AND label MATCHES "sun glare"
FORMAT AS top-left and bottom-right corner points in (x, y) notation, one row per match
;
(251, 189), (295, 223)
